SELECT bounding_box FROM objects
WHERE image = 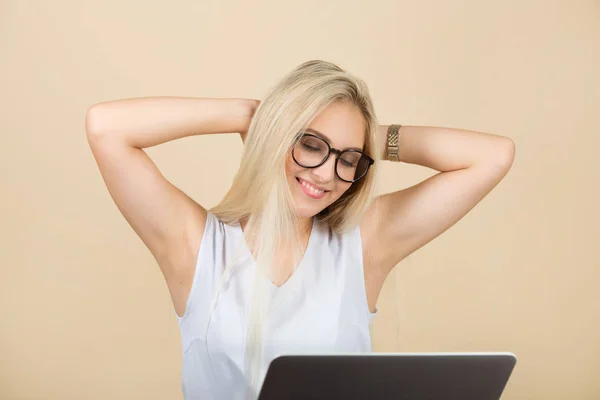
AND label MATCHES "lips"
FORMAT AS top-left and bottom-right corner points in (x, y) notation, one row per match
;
(296, 177), (328, 191)
(296, 177), (329, 199)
